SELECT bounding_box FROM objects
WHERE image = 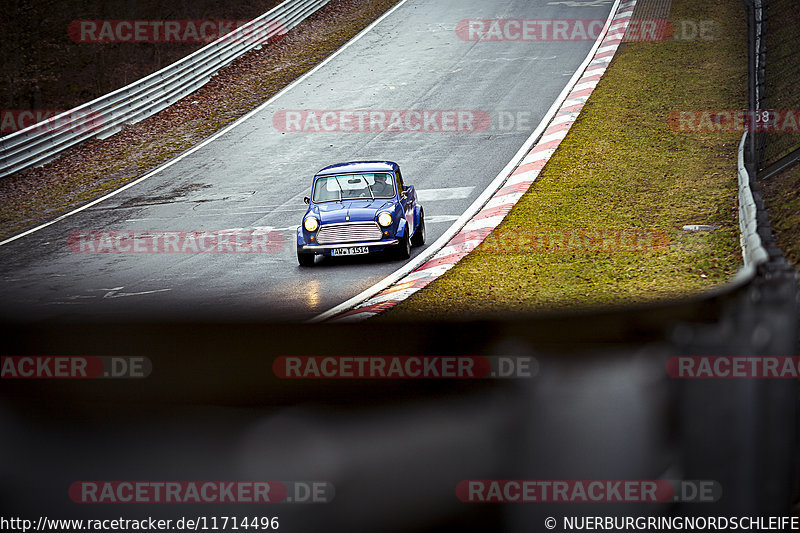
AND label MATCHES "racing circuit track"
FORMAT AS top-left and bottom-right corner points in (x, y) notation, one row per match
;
(0, 0), (615, 321)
